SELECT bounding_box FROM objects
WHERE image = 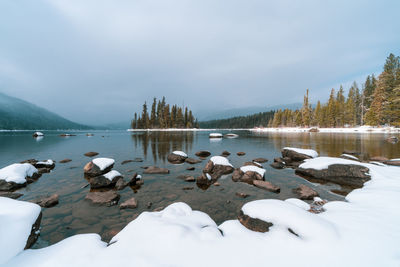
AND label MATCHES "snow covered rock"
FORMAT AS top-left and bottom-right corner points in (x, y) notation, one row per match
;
(32, 132), (43, 137)
(0, 163), (40, 191)
(282, 147), (318, 161)
(88, 170), (123, 189)
(143, 166), (169, 174)
(293, 184), (319, 200)
(209, 133), (223, 138)
(203, 156), (234, 180)
(167, 151), (188, 164)
(296, 157), (371, 188)
(232, 165), (266, 184)
(85, 191), (120, 206)
(84, 158), (115, 177)
(0, 197), (42, 265)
